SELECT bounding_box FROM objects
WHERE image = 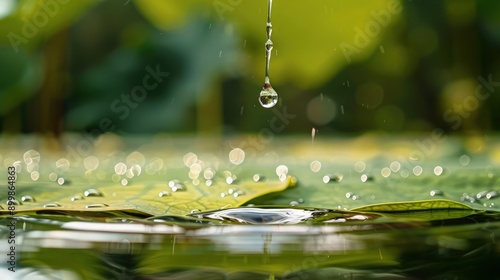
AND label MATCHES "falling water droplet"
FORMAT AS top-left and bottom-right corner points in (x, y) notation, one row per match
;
(259, 83), (278, 108)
